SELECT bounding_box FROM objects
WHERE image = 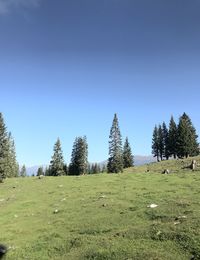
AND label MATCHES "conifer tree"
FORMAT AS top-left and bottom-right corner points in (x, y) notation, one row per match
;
(20, 165), (27, 177)
(168, 116), (178, 158)
(162, 122), (169, 160)
(37, 167), (44, 176)
(177, 113), (199, 158)
(152, 125), (159, 162)
(0, 113), (18, 179)
(101, 164), (107, 173)
(0, 113), (8, 179)
(49, 138), (65, 176)
(123, 137), (134, 168)
(44, 166), (50, 176)
(107, 113), (123, 173)
(7, 133), (19, 177)
(68, 136), (88, 175)
(158, 124), (164, 161)
(63, 164), (68, 175)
